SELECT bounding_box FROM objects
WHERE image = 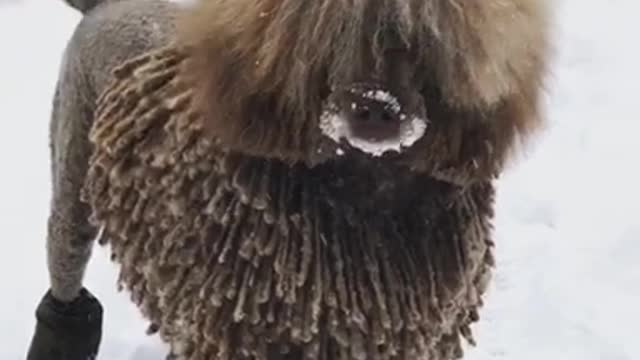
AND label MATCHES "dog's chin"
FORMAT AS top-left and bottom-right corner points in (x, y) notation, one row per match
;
(313, 110), (427, 163)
